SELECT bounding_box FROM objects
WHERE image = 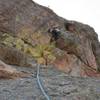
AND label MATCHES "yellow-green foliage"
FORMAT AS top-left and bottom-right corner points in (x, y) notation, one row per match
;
(0, 33), (56, 65)
(15, 39), (24, 50)
(0, 33), (30, 52)
(1, 33), (15, 47)
(28, 43), (56, 64)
